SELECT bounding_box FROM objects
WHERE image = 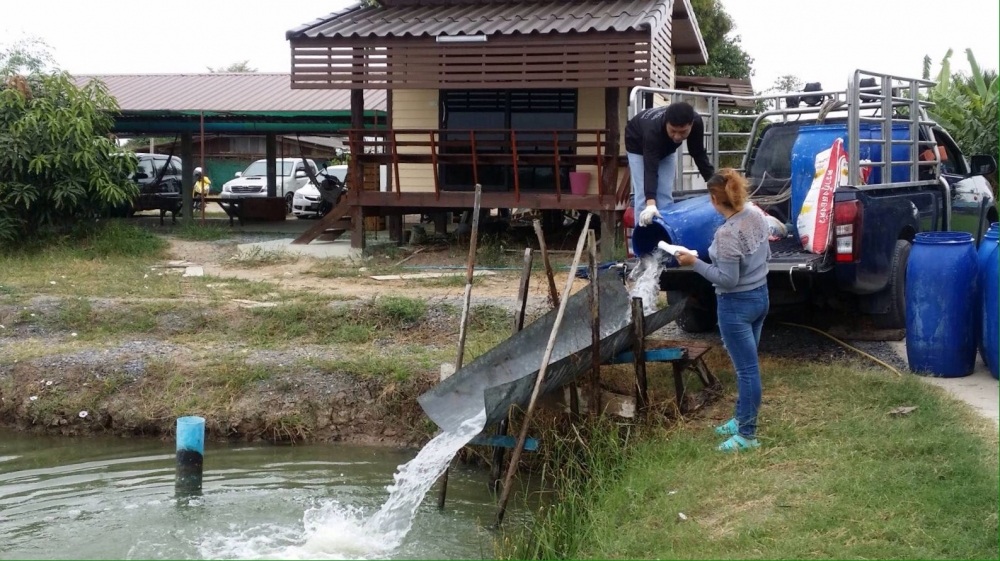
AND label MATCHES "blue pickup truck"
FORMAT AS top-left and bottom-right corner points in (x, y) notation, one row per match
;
(632, 70), (997, 331)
